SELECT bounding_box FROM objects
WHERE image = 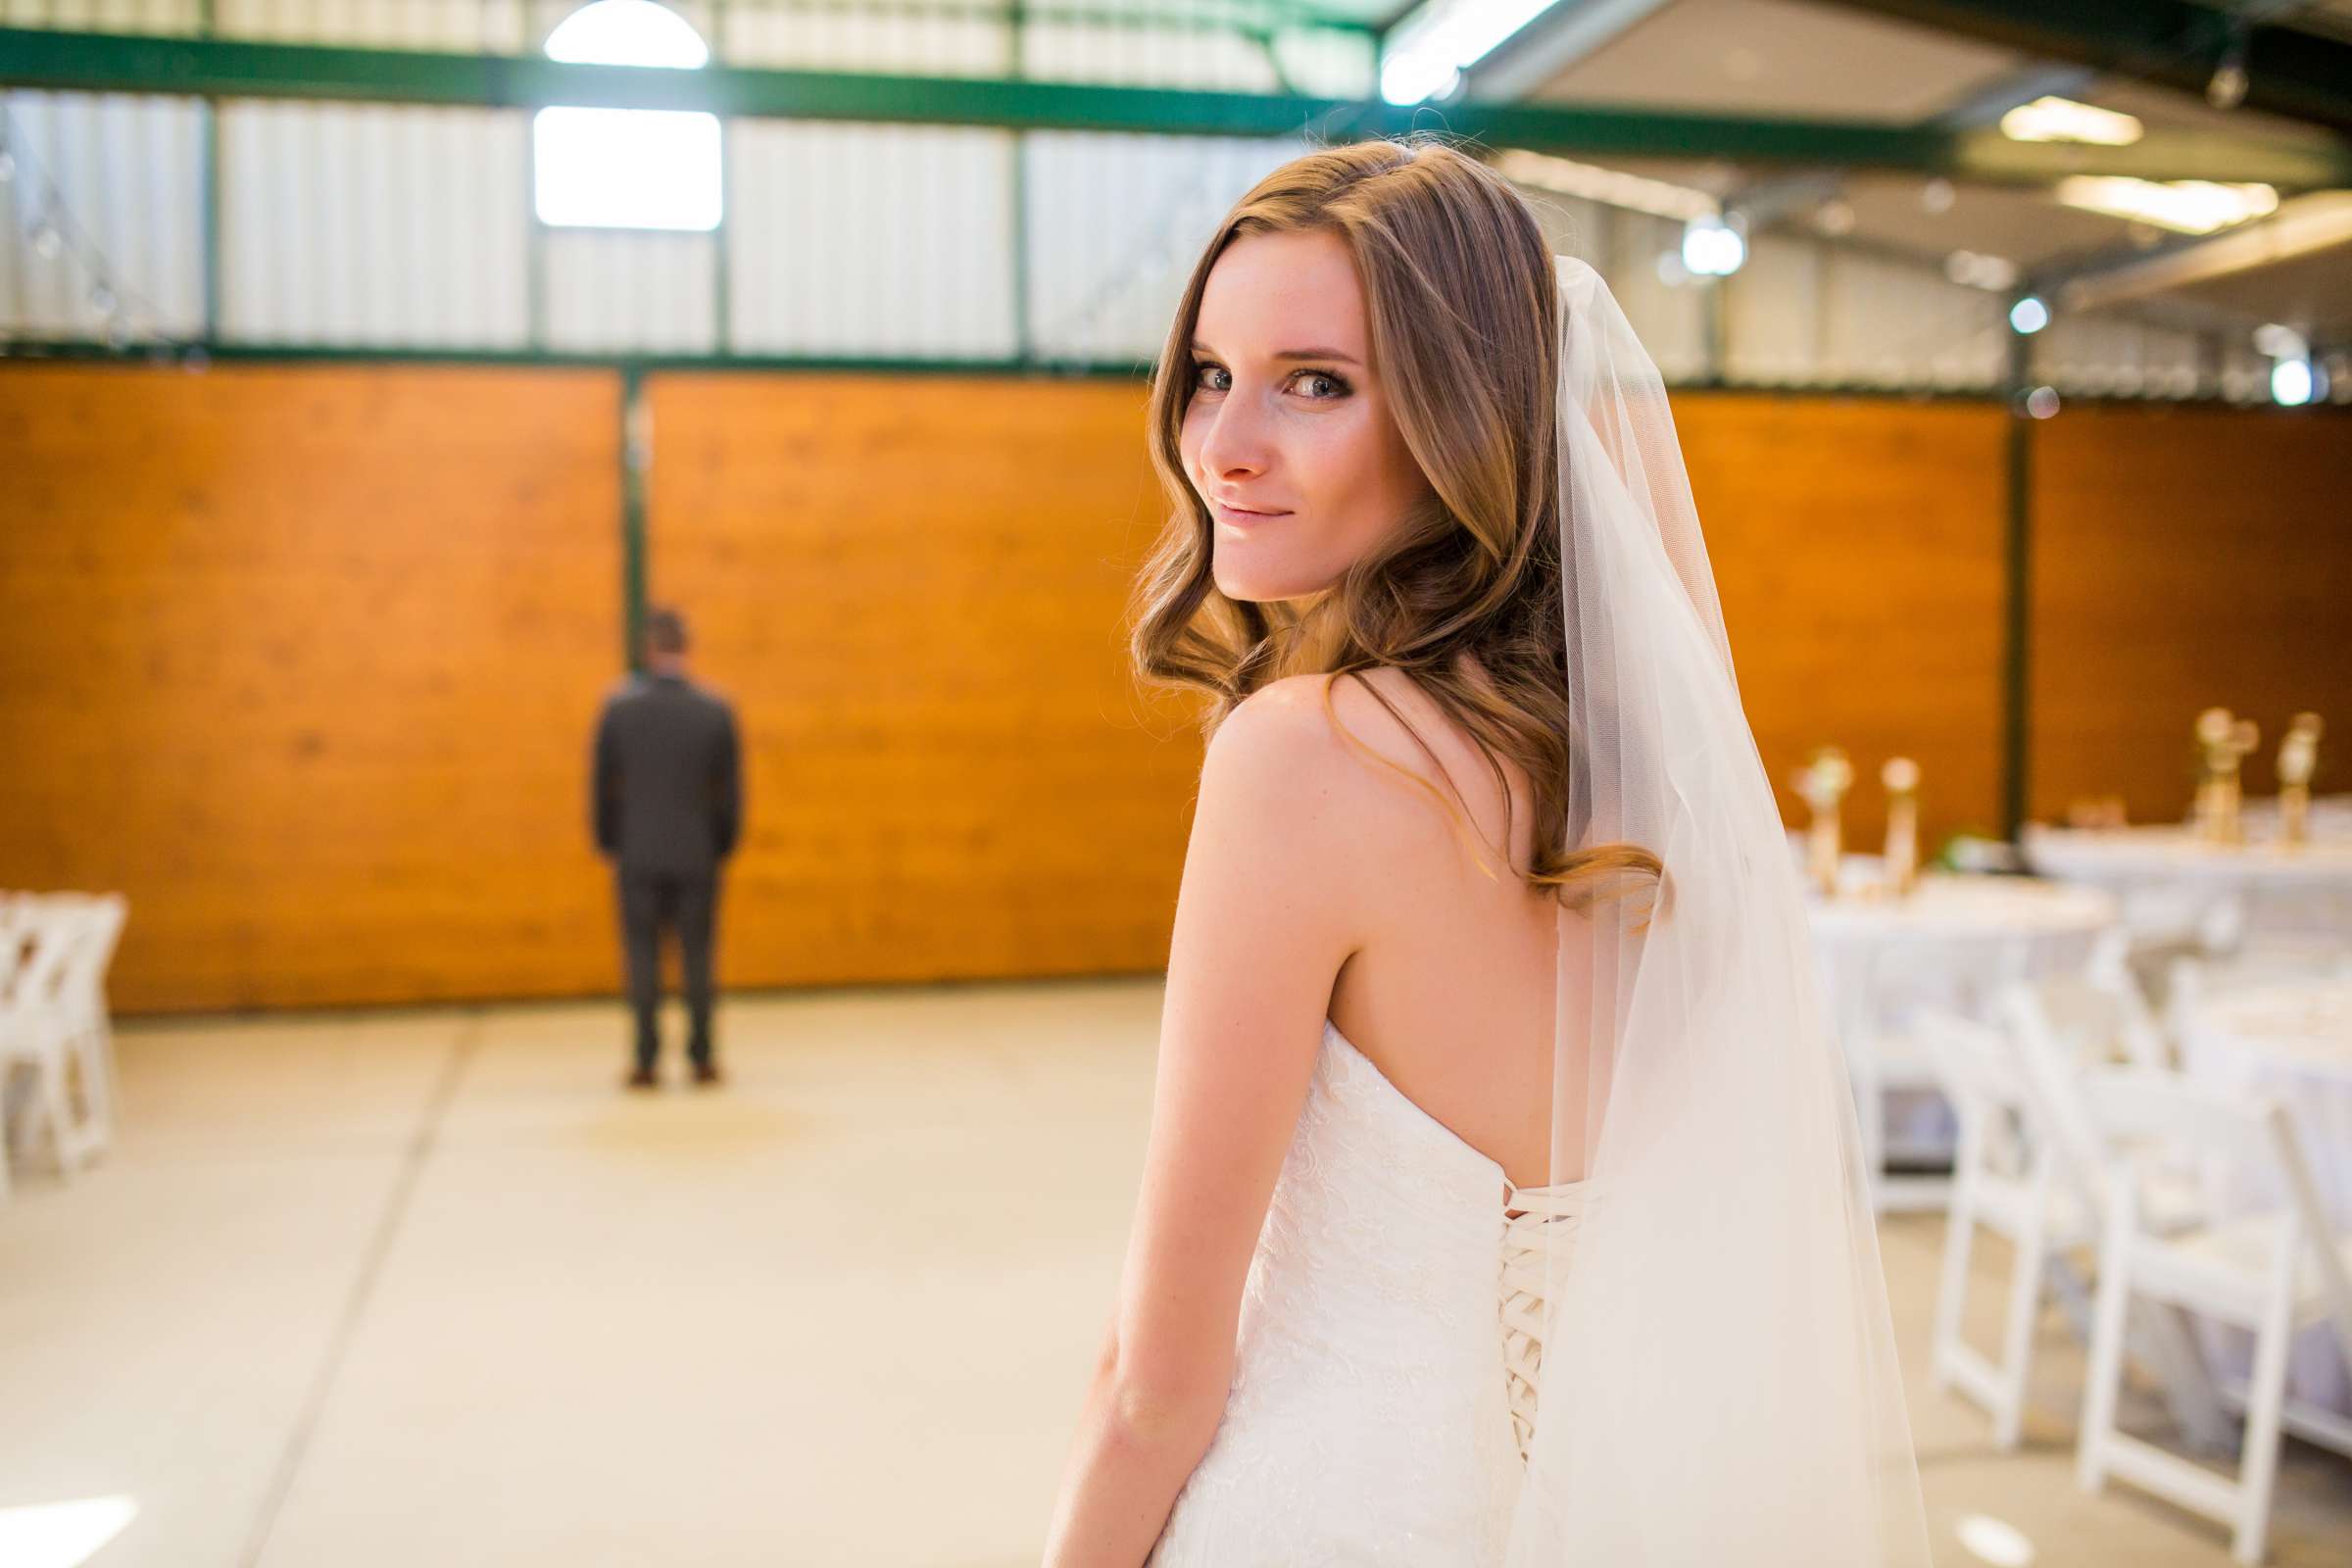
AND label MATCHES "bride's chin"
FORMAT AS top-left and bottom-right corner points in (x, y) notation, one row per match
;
(1213, 556), (1334, 606)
